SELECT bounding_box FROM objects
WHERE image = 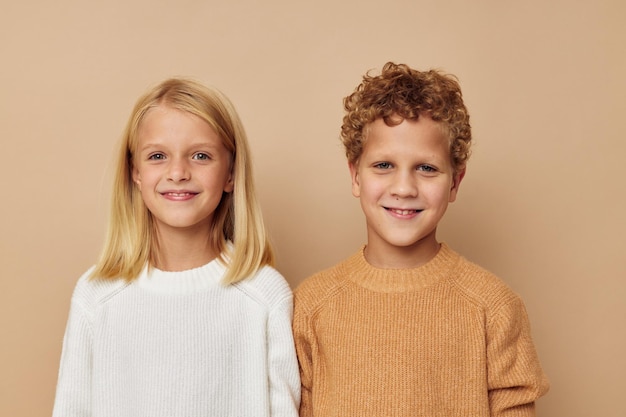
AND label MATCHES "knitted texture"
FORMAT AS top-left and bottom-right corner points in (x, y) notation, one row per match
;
(53, 259), (300, 417)
(293, 244), (548, 417)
